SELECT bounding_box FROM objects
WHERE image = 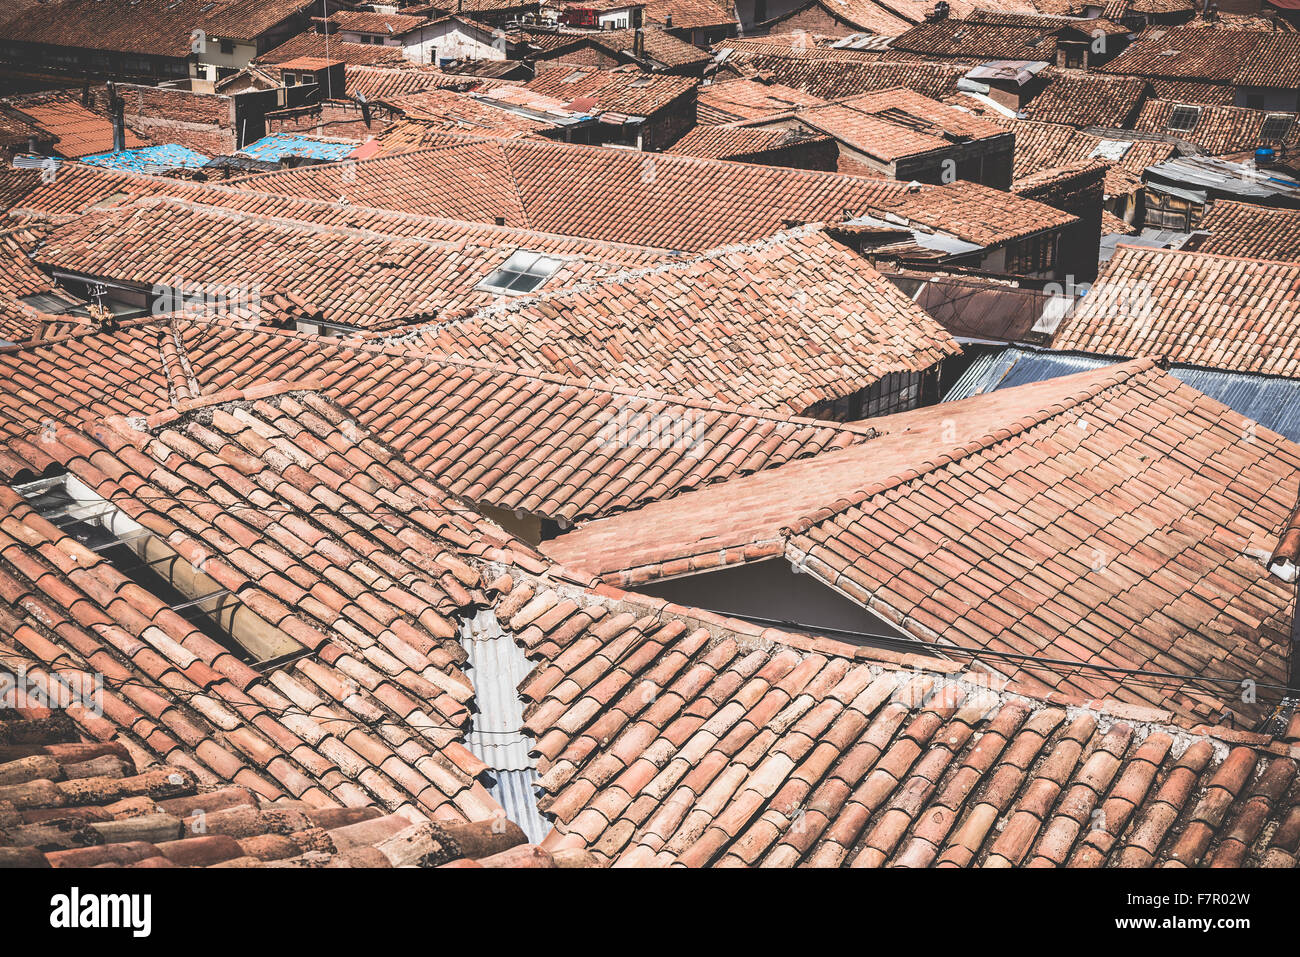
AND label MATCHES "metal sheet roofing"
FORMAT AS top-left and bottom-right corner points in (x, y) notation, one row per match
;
(237, 132), (360, 163)
(944, 345), (1300, 441)
(80, 144), (210, 173)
